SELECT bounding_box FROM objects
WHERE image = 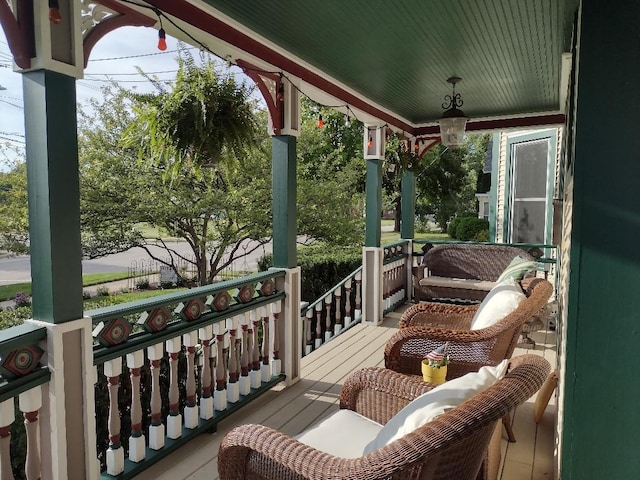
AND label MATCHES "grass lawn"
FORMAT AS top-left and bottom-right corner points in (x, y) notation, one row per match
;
(0, 271), (133, 302)
(381, 231), (450, 249)
(84, 288), (187, 310)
